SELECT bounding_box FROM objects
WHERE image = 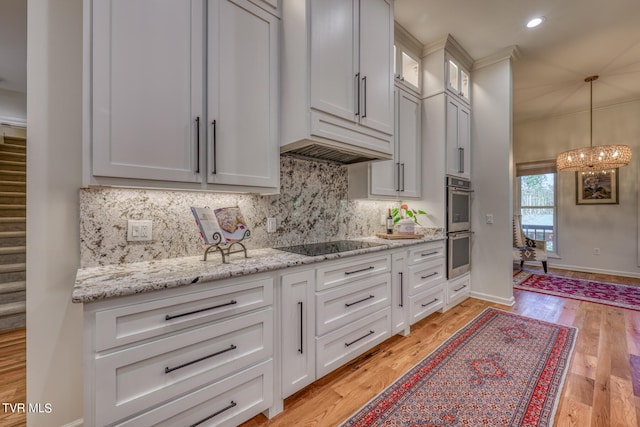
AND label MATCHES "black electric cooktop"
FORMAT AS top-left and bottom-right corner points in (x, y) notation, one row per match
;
(276, 240), (384, 257)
